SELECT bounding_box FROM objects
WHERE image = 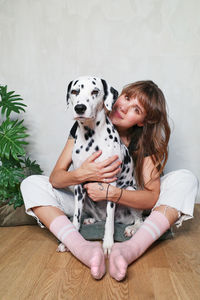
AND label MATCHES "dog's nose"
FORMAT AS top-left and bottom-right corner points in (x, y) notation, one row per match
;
(74, 104), (87, 115)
